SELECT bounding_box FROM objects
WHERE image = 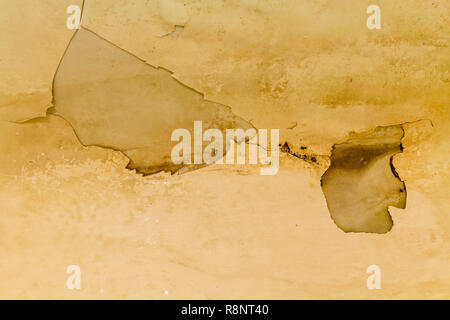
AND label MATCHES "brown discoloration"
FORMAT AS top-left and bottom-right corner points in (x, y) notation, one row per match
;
(321, 125), (407, 233)
(330, 144), (401, 169)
